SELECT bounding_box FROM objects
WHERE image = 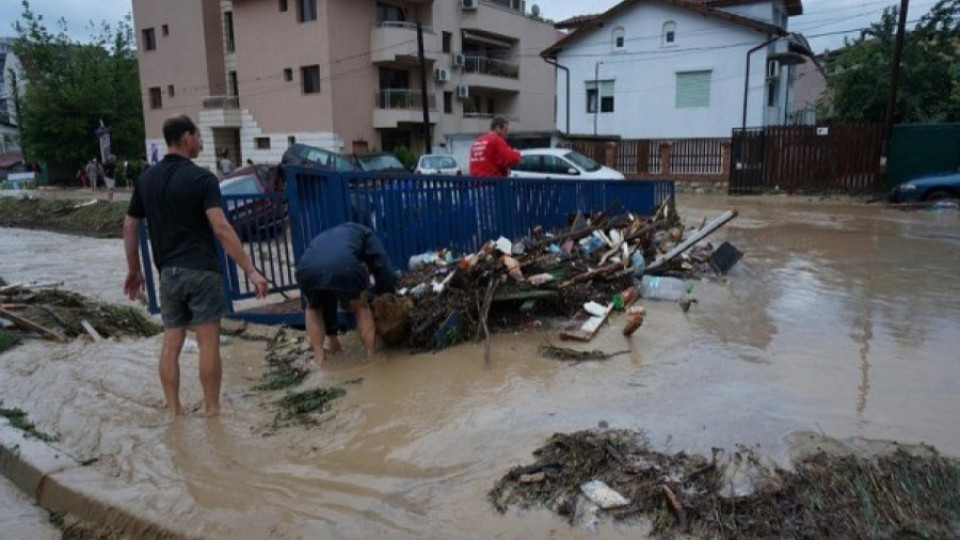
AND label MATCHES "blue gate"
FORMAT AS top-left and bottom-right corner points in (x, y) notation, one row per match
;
(140, 172), (675, 325)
